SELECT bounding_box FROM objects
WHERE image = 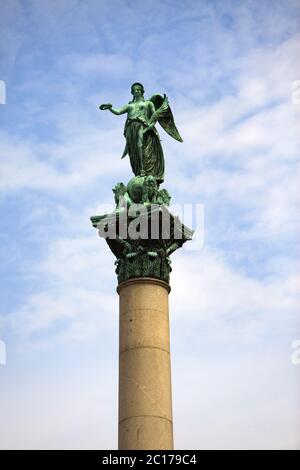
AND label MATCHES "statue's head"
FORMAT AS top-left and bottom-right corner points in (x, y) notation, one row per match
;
(131, 82), (145, 97)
